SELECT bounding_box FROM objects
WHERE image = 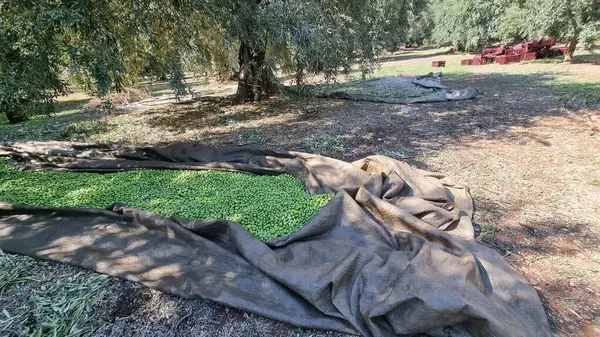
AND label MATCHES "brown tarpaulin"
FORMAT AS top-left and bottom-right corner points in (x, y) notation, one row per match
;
(0, 142), (551, 337)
